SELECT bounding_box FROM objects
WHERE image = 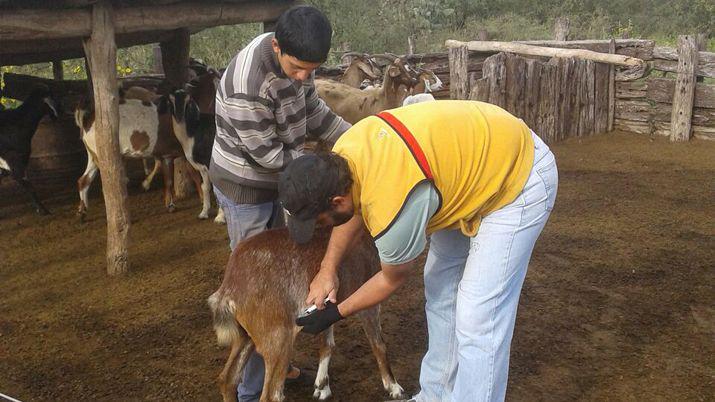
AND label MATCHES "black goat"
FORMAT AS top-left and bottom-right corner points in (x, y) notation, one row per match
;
(0, 87), (59, 215)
